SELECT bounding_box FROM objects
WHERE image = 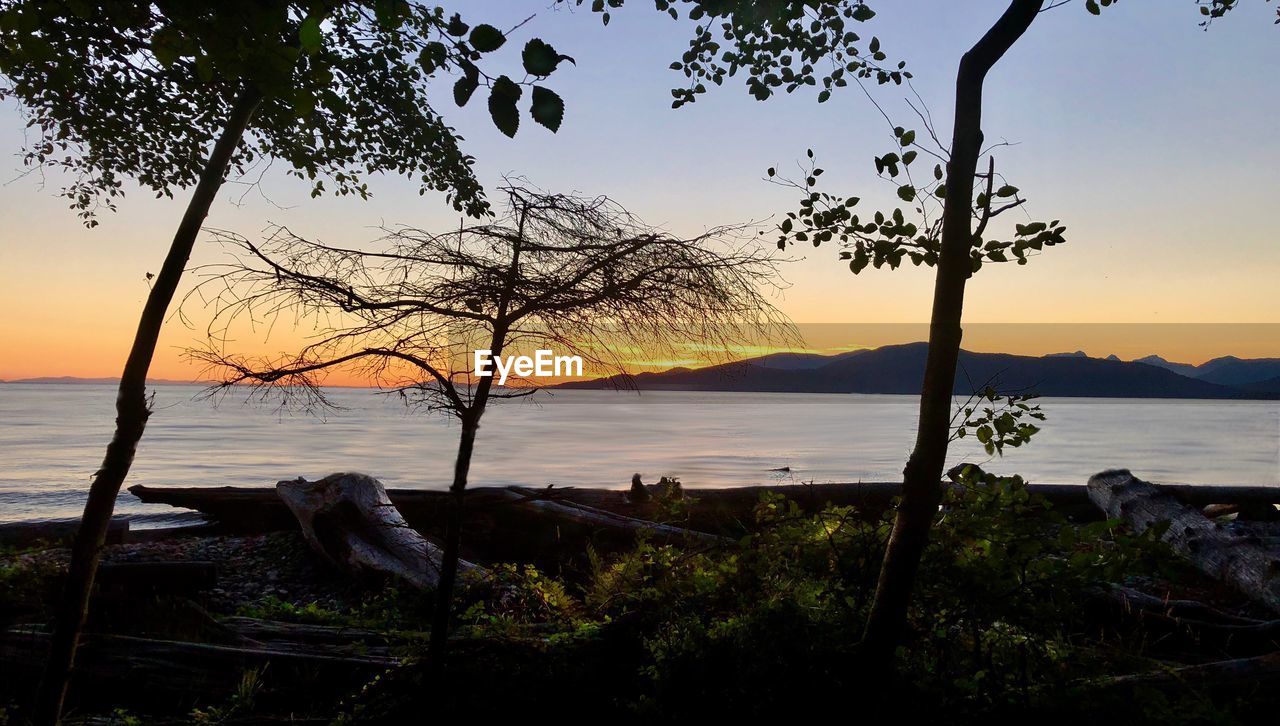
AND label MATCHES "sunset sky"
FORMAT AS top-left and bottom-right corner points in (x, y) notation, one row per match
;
(2, 0), (1278, 383)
